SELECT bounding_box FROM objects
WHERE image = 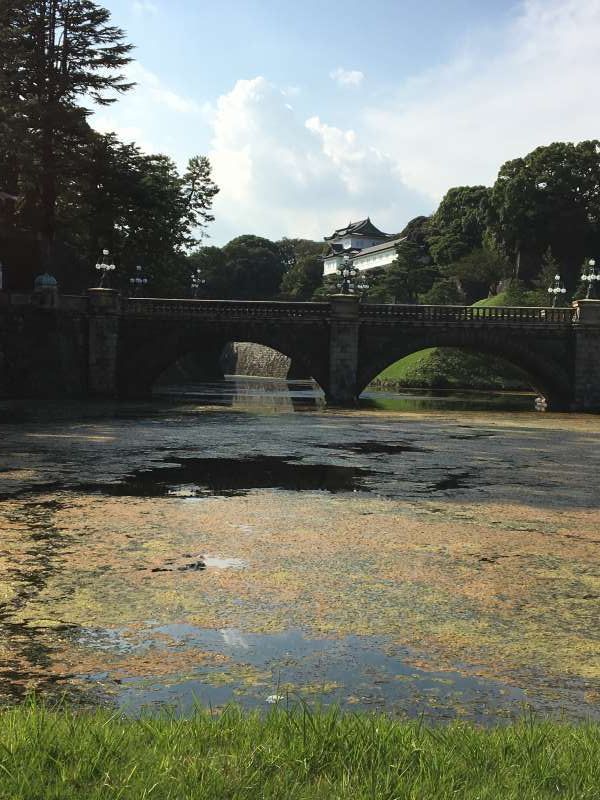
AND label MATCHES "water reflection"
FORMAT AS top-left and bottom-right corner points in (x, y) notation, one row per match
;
(360, 389), (536, 413)
(154, 376), (324, 413)
(155, 376), (537, 414)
